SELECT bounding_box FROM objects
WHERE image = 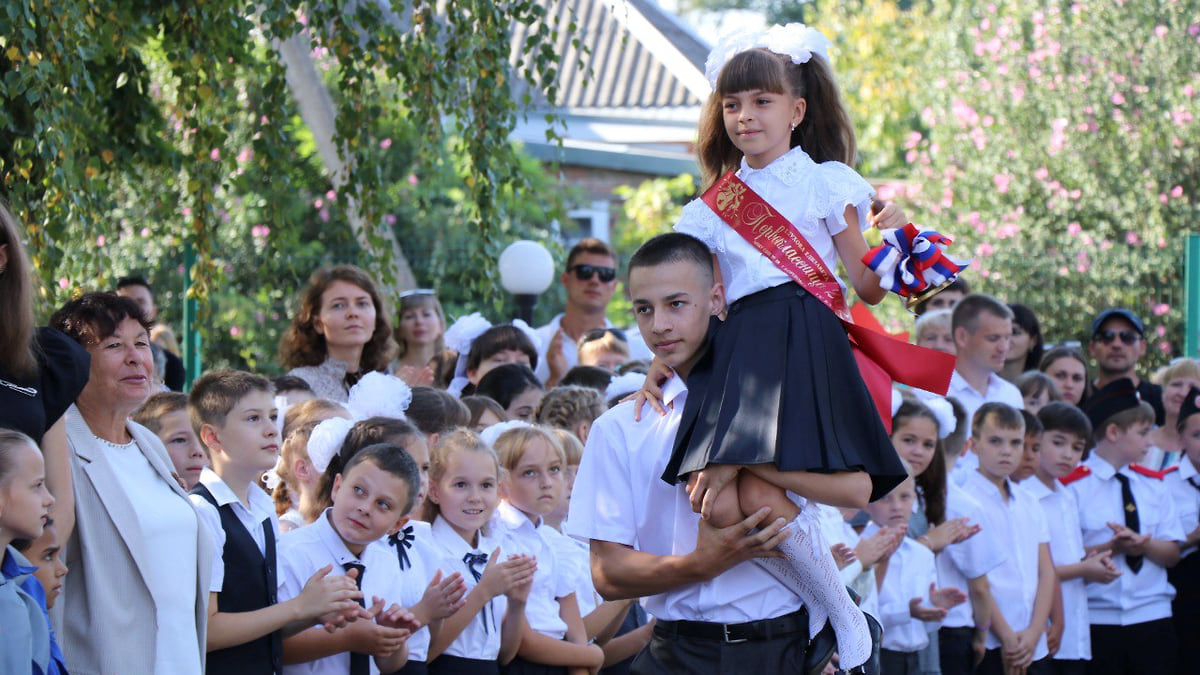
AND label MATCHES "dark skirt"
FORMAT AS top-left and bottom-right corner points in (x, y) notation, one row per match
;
(663, 282), (906, 501)
(428, 655), (499, 675)
(390, 661), (428, 675)
(499, 657), (567, 675)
